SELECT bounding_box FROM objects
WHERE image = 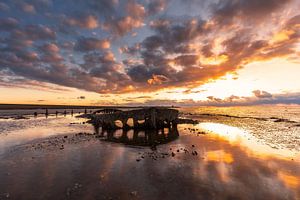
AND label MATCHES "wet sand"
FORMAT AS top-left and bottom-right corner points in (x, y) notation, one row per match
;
(0, 124), (299, 200)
